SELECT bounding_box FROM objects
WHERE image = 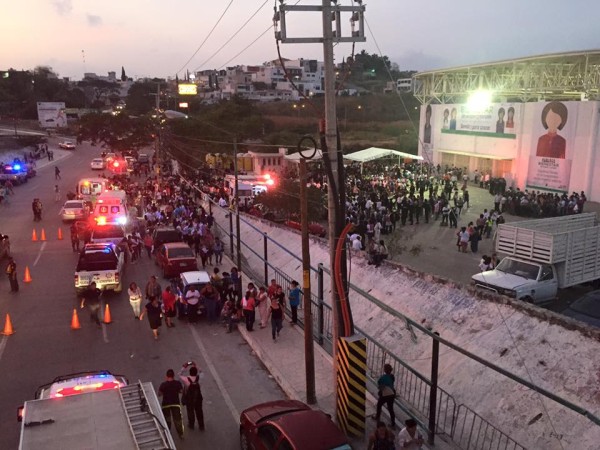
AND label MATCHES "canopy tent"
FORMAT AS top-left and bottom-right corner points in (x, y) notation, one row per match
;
(343, 147), (423, 162)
